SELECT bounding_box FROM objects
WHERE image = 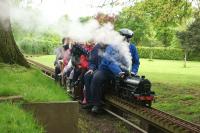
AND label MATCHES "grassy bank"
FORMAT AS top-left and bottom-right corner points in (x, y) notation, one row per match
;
(0, 63), (71, 133)
(0, 63), (69, 102)
(0, 103), (44, 133)
(29, 55), (200, 124)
